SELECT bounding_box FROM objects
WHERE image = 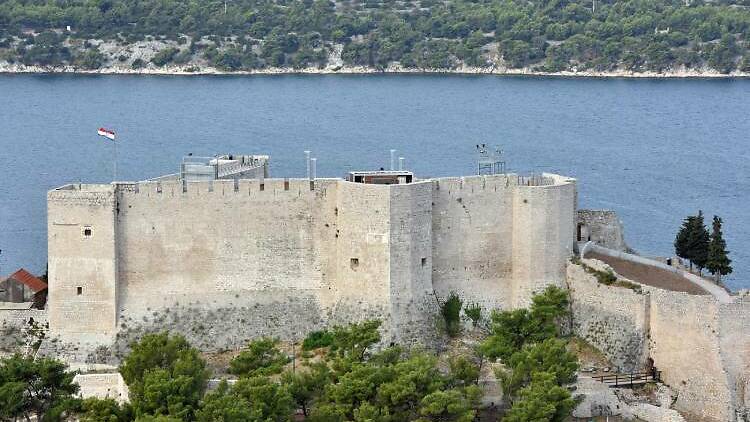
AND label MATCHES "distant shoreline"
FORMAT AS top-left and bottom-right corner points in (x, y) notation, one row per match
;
(2, 63), (749, 78)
